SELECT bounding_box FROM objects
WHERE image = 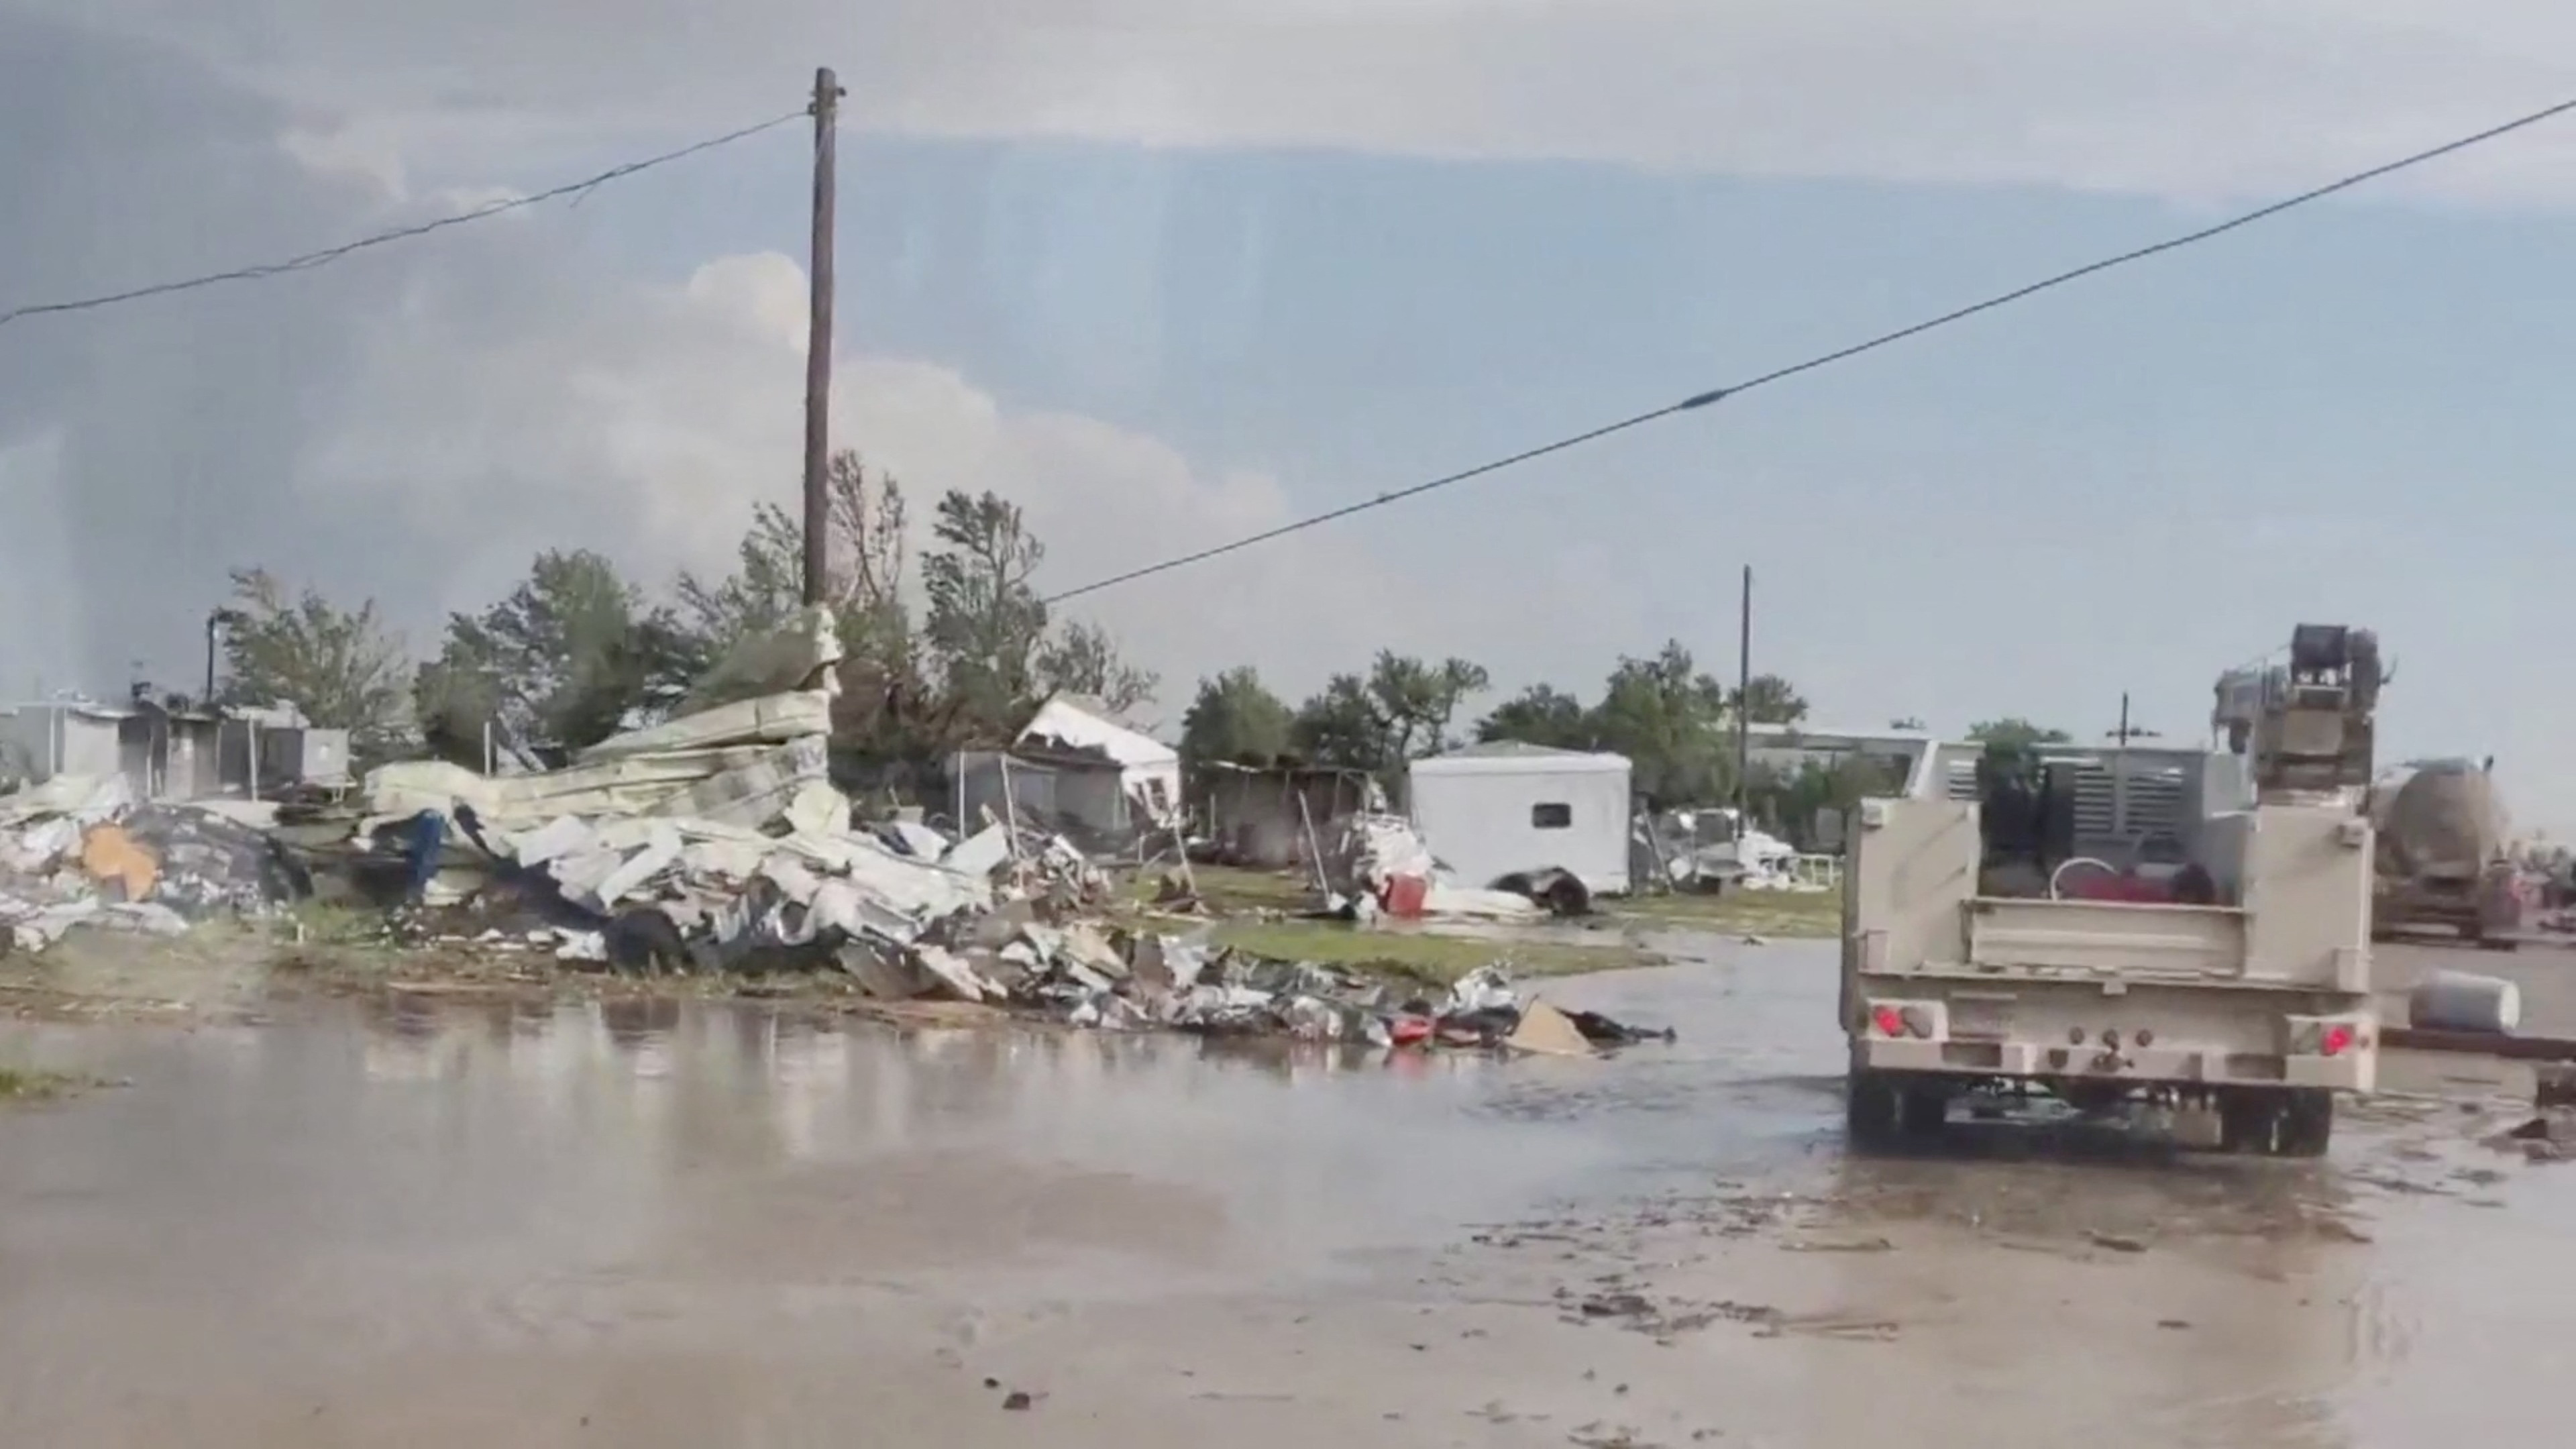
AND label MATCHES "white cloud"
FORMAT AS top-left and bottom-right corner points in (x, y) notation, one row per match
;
(297, 240), (1454, 712)
(0, 10), (1502, 718)
(17, 0), (2571, 823)
(3, 7), (1671, 735)
(25, 1), (2576, 204)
